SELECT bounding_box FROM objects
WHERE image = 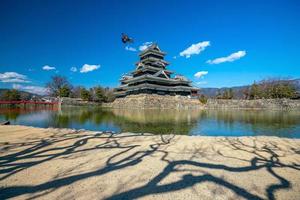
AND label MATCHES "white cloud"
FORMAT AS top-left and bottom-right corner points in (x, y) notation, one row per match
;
(42, 65), (56, 71)
(125, 46), (137, 52)
(70, 67), (77, 72)
(139, 42), (153, 51)
(194, 71), (208, 79)
(180, 41), (210, 58)
(207, 50), (246, 64)
(0, 72), (30, 83)
(80, 64), (100, 73)
(196, 81), (208, 85)
(13, 84), (48, 95)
